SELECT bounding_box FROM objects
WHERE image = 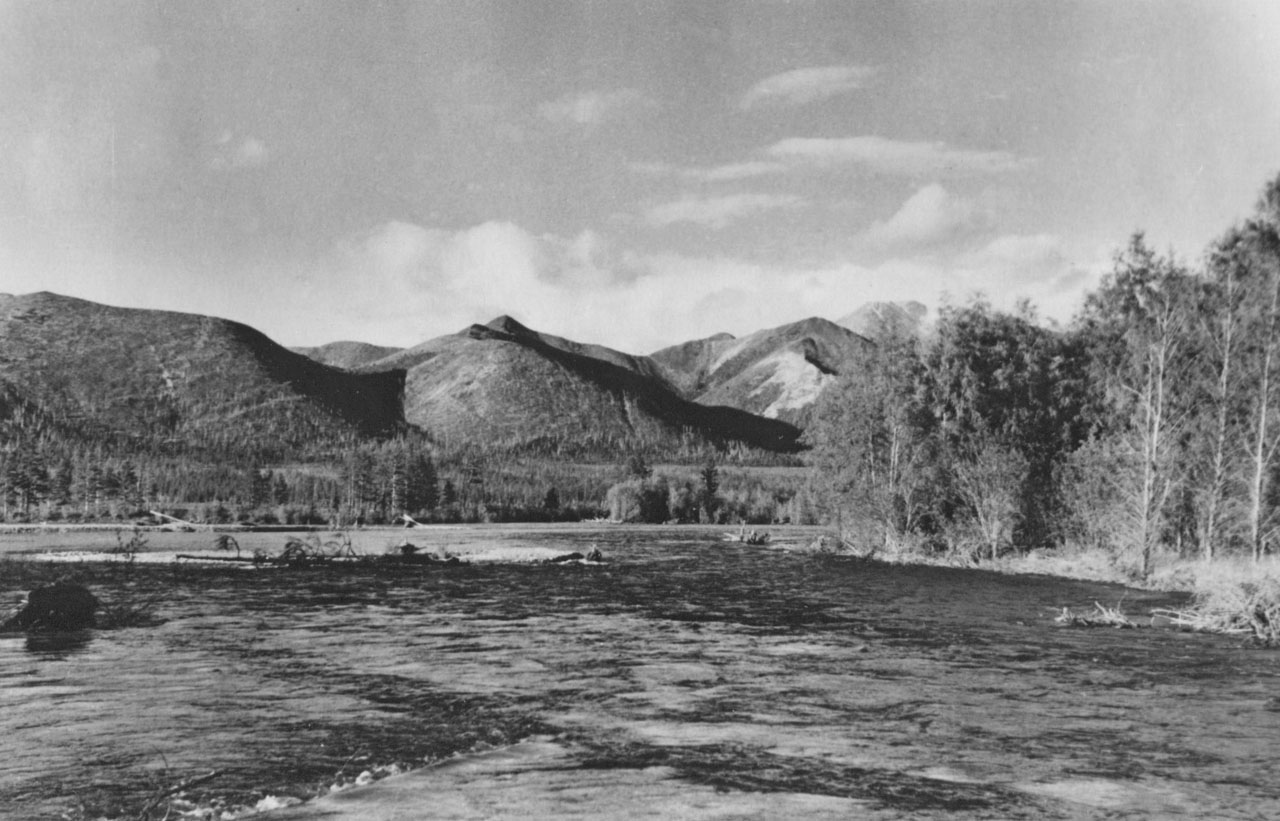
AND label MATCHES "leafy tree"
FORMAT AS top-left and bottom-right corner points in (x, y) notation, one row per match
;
(247, 466), (272, 509)
(52, 458), (74, 507)
(1229, 178), (1280, 560)
(120, 460), (144, 509)
(623, 451), (652, 481)
(83, 463), (104, 516)
(1188, 234), (1251, 560)
(698, 458), (721, 522)
(951, 432), (1030, 560)
(341, 449), (377, 523)
(924, 300), (1092, 549)
(668, 481), (698, 523)
(807, 327), (930, 552)
(7, 444), (50, 515)
(405, 452), (439, 514)
(640, 476), (669, 523)
(272, 473), (290, 506)
(606, 480), (642, 522)
(1078, 235), (1198, 575)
